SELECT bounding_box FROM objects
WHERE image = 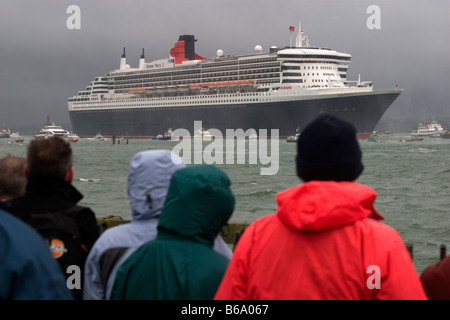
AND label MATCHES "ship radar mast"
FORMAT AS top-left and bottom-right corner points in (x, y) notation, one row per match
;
(295, 21), (310, 47)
